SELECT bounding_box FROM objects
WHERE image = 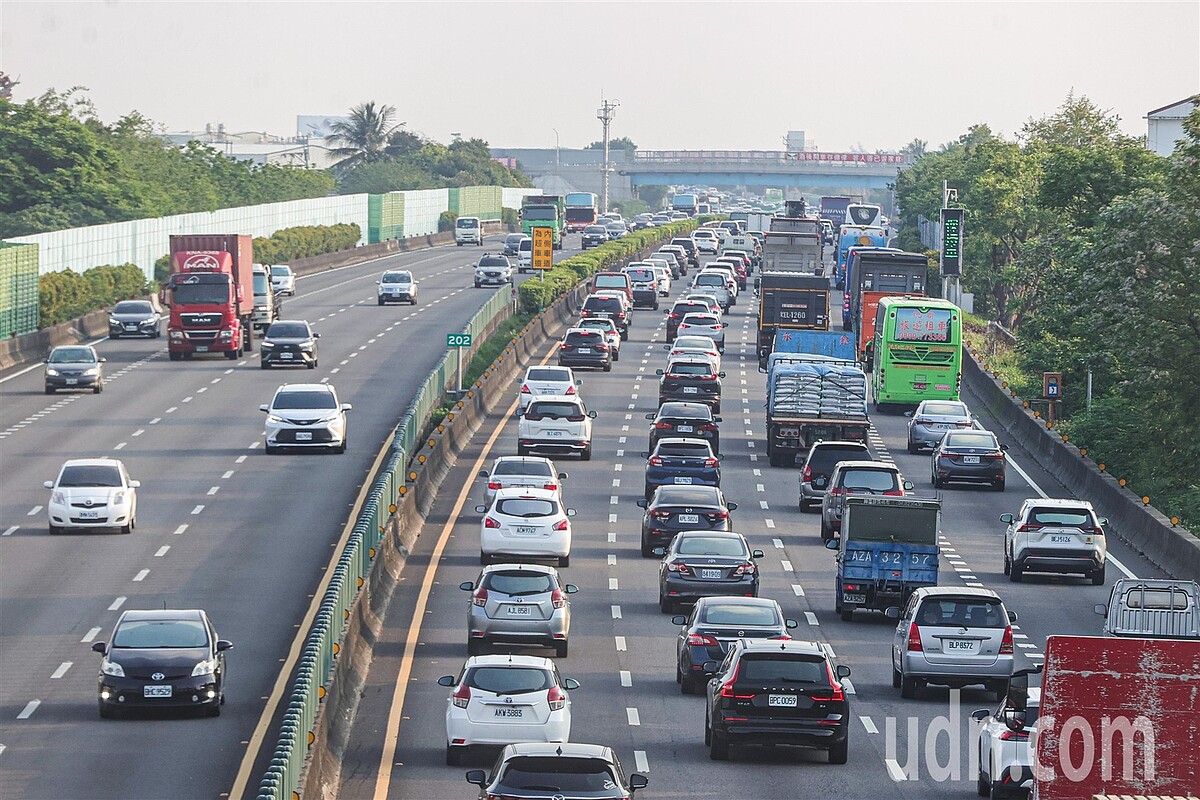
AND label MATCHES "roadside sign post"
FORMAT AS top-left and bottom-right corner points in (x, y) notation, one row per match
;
(532, 227), (553, 280)
(447, 332), (473, 396)
(1043, 371), (1062, 423)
